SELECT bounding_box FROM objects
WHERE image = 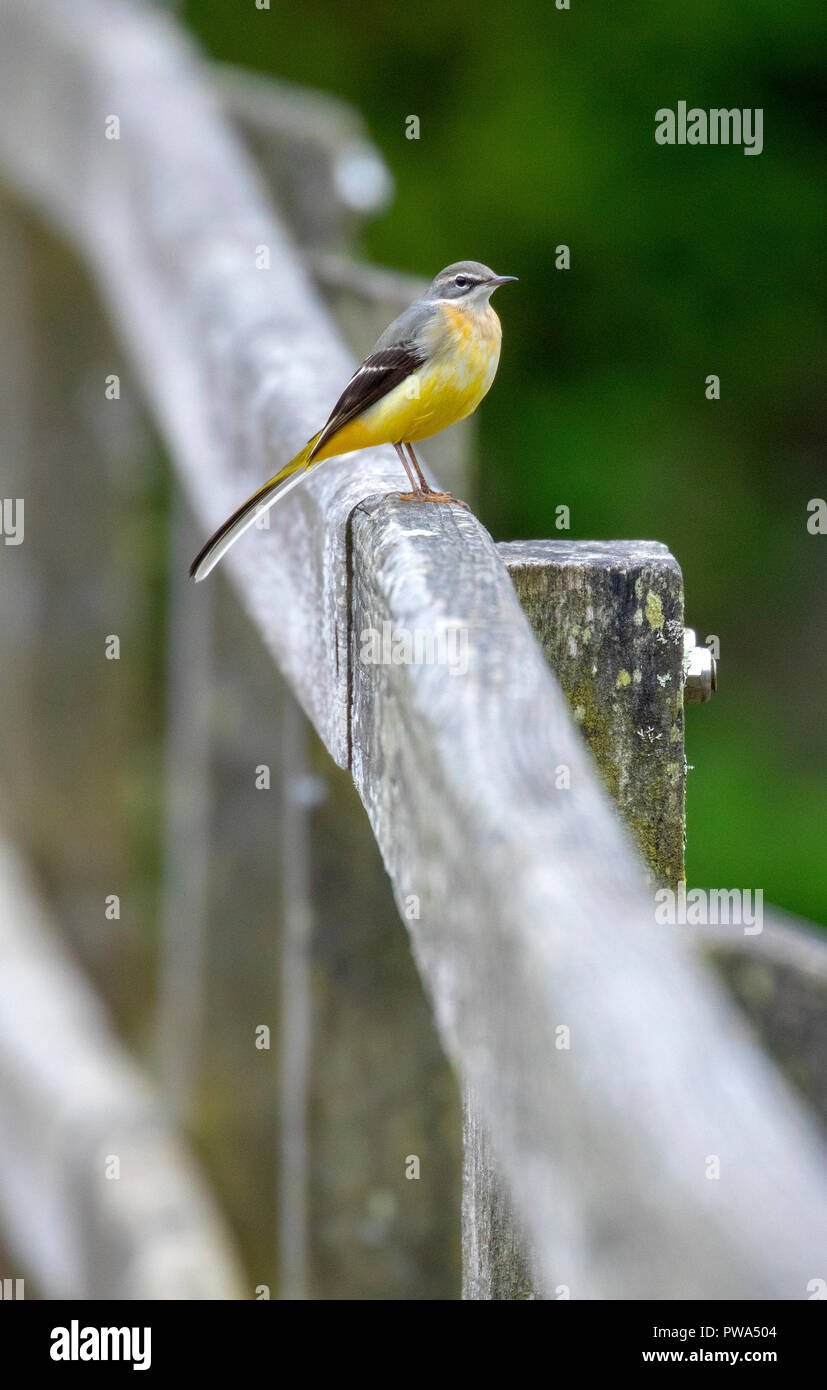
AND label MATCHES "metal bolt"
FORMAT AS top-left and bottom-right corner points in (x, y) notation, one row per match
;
(683, 628), (717, 702)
